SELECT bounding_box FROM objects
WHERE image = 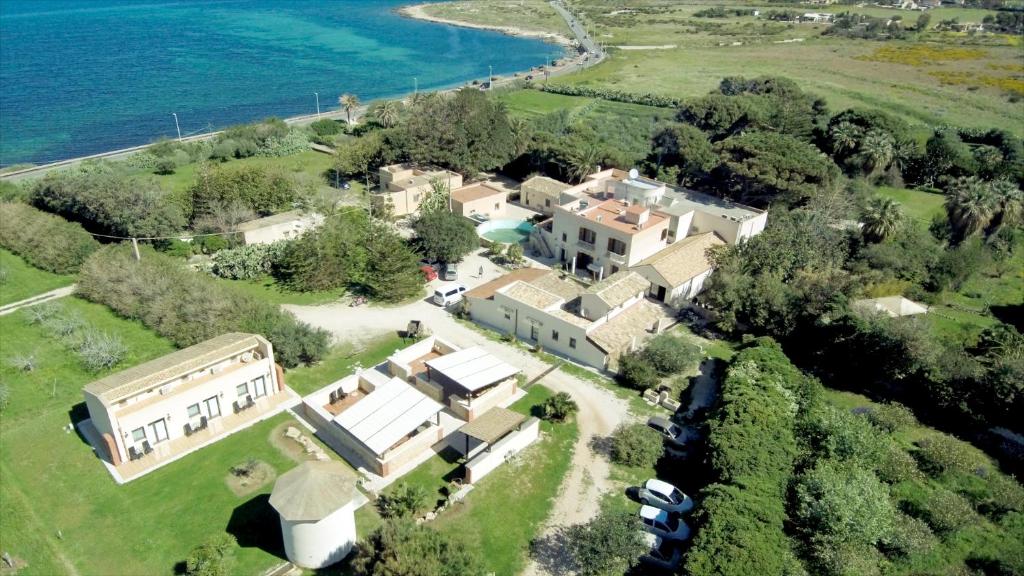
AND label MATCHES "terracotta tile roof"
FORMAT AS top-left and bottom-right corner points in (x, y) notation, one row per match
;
(522, 175), (572, 197)
(587, 299), (671, 354)
(585, 271), (649, 308)
(465, 268), (549, 300)
(634, 233), (726, 288)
